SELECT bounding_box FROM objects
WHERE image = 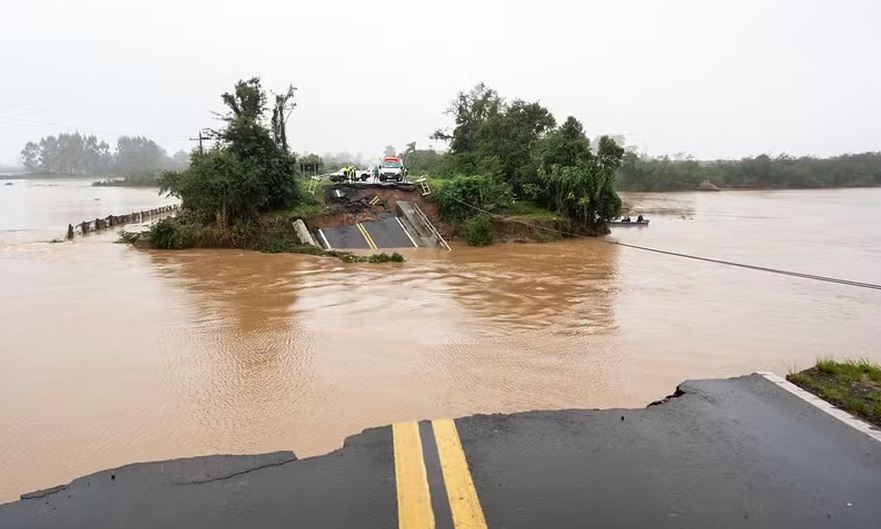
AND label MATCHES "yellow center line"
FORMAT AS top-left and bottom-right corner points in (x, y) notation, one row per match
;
(357, 222), (378, 250)
(393, 422), (435, 529)
(432, 419), (488, 529)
